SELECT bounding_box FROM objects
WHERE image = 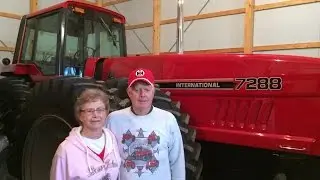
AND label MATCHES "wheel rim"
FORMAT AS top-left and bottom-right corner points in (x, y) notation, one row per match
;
(23, 115), (71, 180)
